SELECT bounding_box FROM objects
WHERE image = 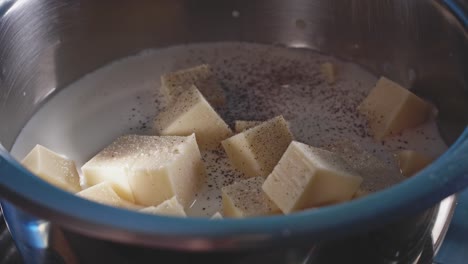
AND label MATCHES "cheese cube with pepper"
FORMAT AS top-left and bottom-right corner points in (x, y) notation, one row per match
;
(139, 196), (186, 217)
(82, 134), (205, 207)
(77, 182), (141, 210)
(222, 116), (293, 177)
(154, 86), (232, 149)
(211, 212), (223, 219)
(262, 141), (363, 214)
(222, 177), (280, 218)
(358, 77), (433, 140)
(321, 62), (337, 84)
(397, 150), (433, 177)
(161, 64), (226, 107)
(22, 145), (81, 193)
(234, 120), (263, 133)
